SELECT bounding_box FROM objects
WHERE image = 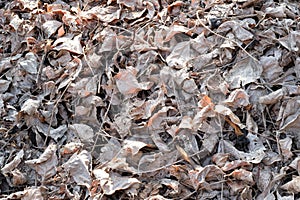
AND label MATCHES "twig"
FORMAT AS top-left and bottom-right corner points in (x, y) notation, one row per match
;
(91, 90), (114, 153)
(82, 46), (95, 76)
(43, 81), (72, 147)
(196, 10), (258, 62)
